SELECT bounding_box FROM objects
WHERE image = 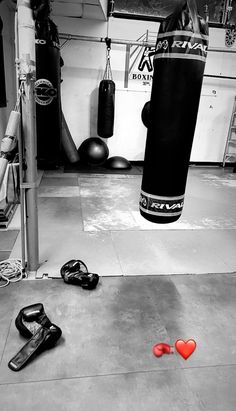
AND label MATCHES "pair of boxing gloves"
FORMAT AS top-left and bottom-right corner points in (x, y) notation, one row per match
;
(8, 260), (99, 371)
